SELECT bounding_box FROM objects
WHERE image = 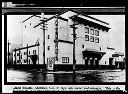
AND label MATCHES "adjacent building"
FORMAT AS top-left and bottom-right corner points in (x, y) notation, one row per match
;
(12, 9), (125, 70)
